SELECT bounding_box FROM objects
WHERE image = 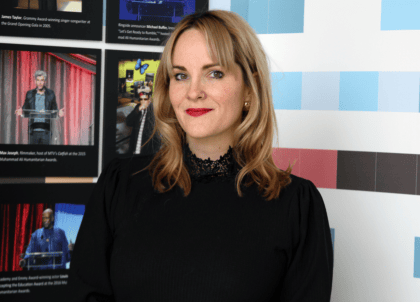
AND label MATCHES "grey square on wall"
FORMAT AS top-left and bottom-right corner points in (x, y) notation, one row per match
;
(376, 153), (417, 195)
(336, 151), (376, 192)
